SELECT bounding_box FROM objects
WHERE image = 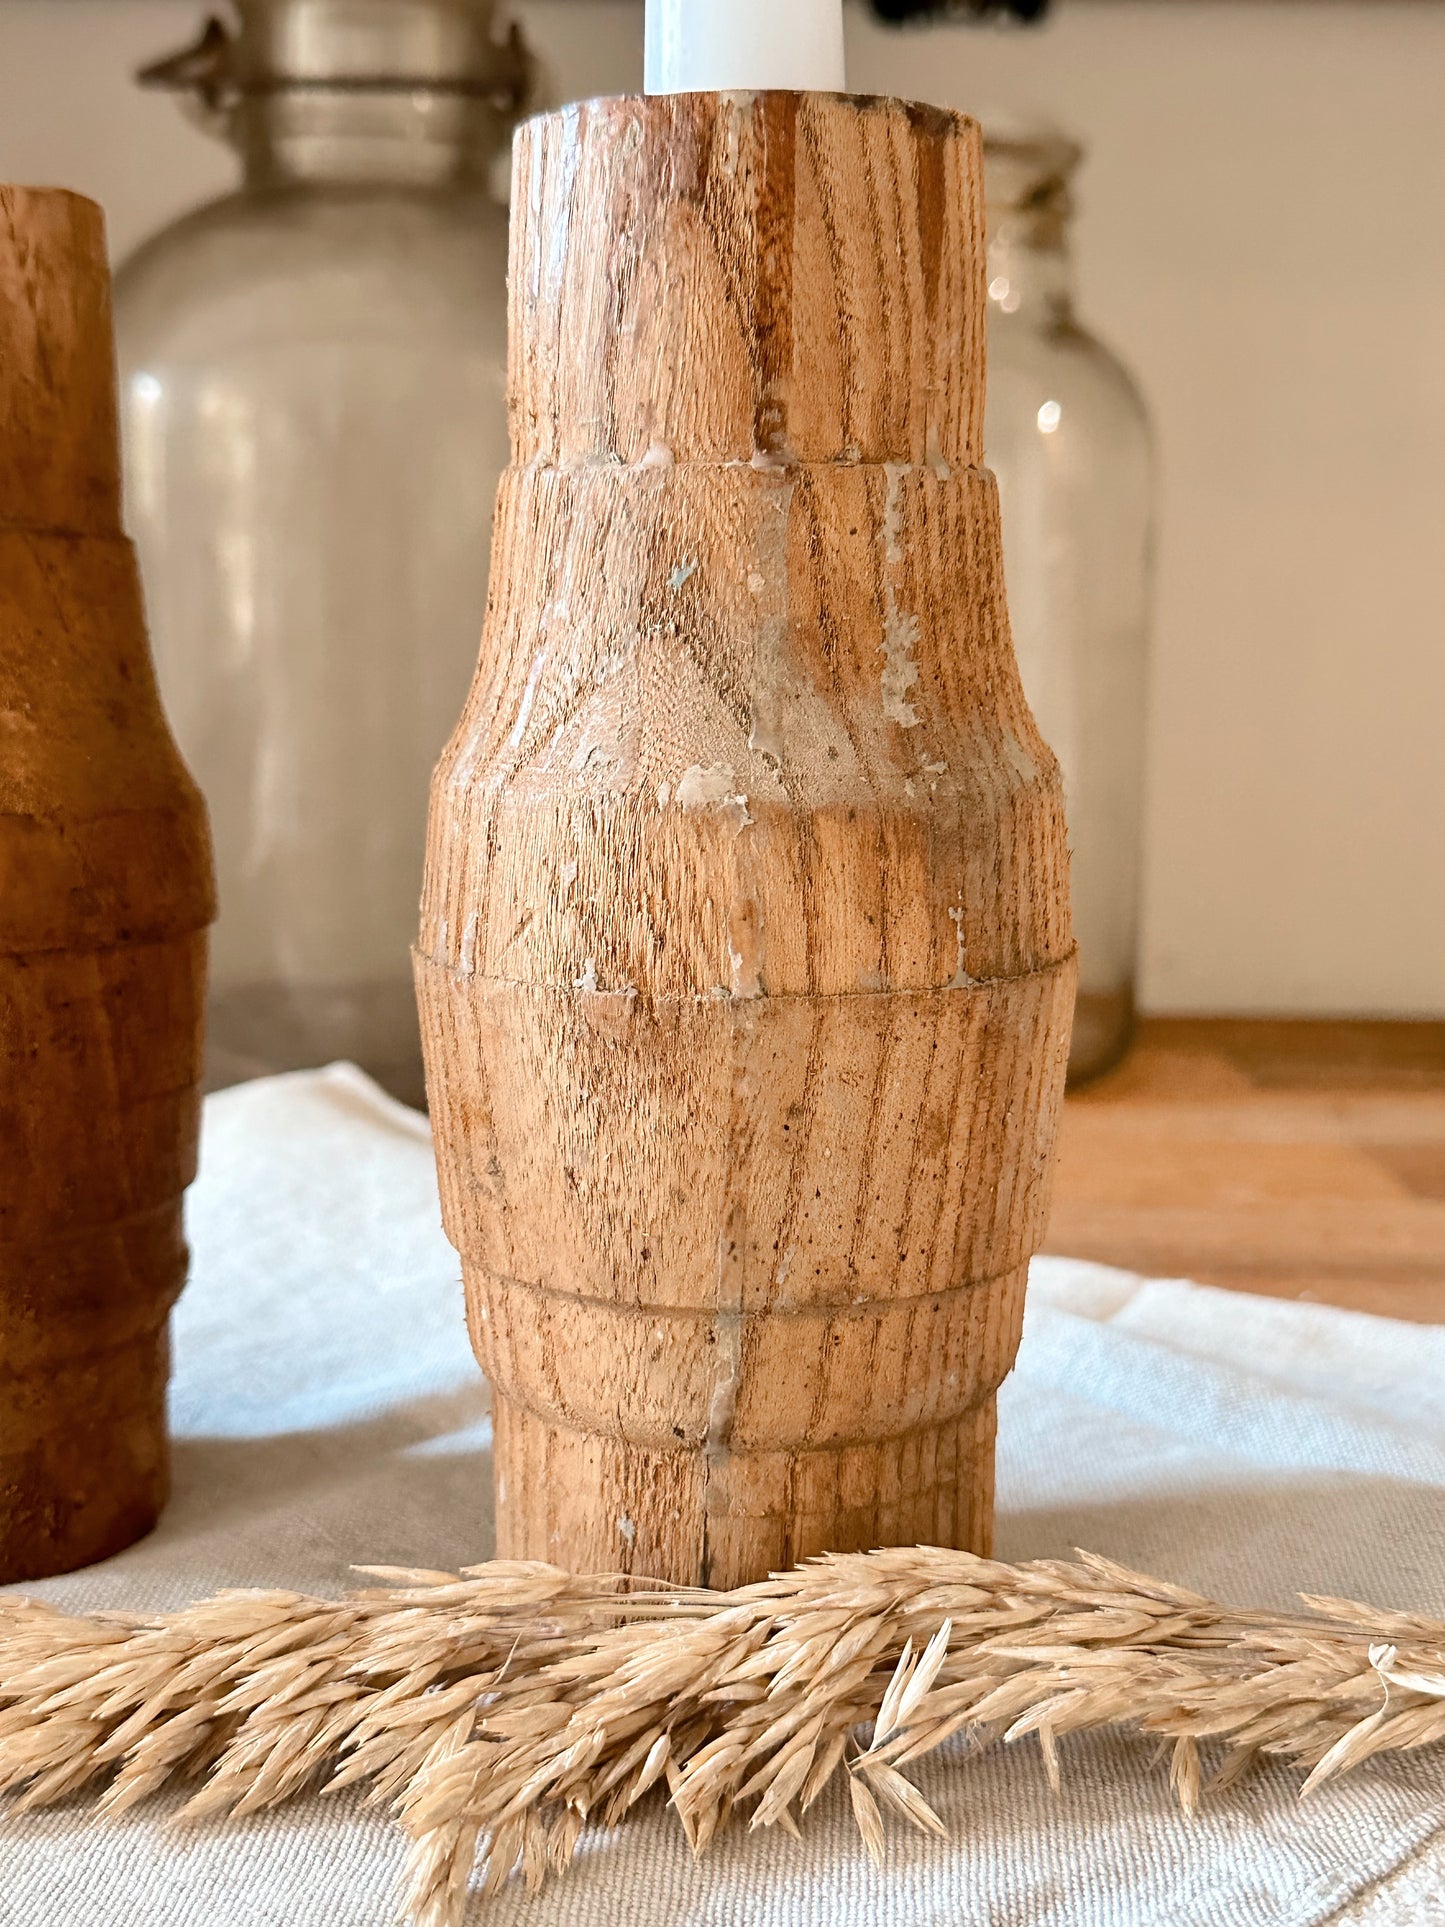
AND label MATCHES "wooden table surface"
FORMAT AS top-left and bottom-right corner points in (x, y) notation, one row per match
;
(1044, 1018), (1445, 1324)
